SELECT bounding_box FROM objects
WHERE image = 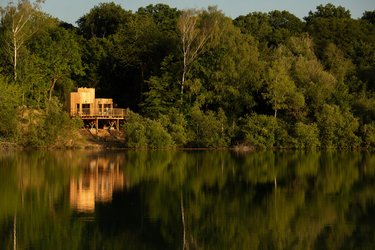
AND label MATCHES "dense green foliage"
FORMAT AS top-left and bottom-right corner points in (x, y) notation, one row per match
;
(0, 76), (21, 139)
(21, 98), (83, 147)
(240, 114), (277, 149)
(294, 122), (320, 149)
(0, 1), (374, 149)
(123, 110), (174, 148)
